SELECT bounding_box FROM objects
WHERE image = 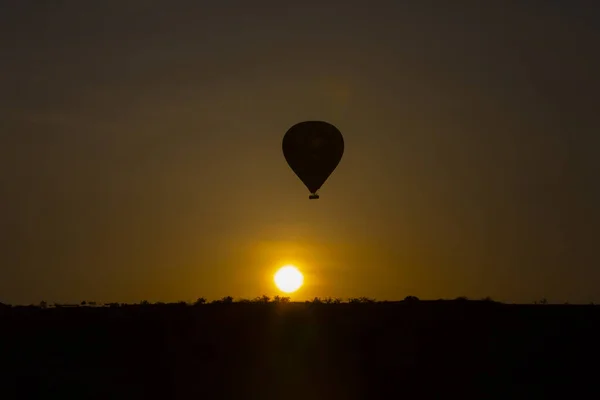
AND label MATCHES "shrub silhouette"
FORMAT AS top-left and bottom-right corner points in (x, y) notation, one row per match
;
(360, 297), (375, 303)
(348, 297), (376, 304)
(194, 297), (207, 305)
(272, 295), (290, 303)
(216, 296), (234, 304)
(251, 295), (271, 304)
